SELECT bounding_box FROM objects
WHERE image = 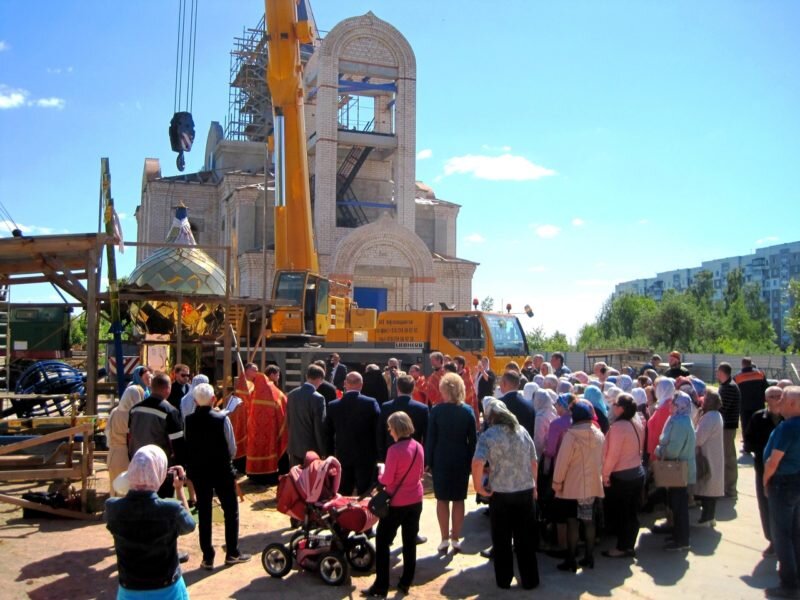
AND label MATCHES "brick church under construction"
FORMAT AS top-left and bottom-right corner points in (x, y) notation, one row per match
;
(135, 11), (476, 312)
